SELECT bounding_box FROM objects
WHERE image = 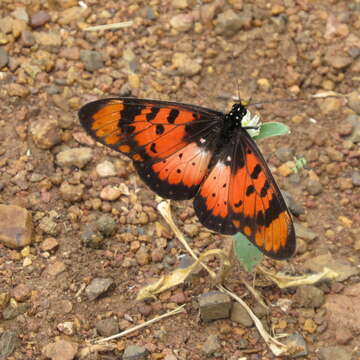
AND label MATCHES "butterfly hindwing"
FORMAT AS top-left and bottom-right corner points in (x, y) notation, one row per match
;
(194, 131), (295, 259)
(79, 98), (221, 200)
